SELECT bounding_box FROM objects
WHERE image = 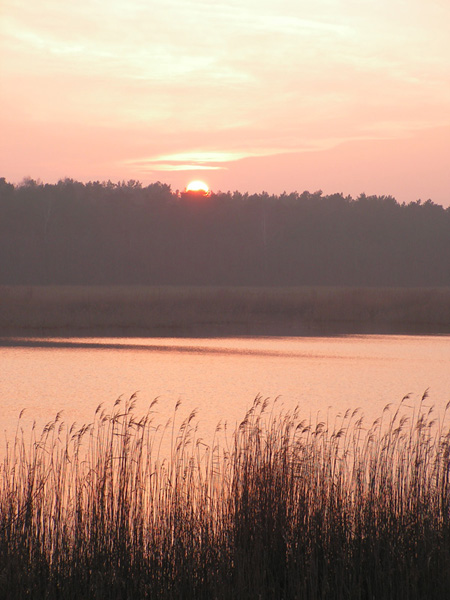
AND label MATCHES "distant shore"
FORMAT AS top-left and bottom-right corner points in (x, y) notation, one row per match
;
(0, 285), (449, 338)
(0, 286), (450, 338)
